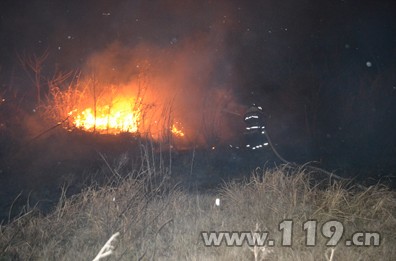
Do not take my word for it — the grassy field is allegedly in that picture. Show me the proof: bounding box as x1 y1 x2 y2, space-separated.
1 152 395 261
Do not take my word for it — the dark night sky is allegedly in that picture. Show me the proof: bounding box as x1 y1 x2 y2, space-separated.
1 0 396 171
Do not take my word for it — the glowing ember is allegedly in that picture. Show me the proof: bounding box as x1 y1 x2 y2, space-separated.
70 97 141 134
171 123 185 137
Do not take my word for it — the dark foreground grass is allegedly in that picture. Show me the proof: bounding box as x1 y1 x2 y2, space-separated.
1 163 395 260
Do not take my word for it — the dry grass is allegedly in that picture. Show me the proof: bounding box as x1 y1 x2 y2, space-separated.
0 161 395 260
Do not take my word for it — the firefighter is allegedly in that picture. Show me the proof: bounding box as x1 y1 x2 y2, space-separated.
244 104 269 150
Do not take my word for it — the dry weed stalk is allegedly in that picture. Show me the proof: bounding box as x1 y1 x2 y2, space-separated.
17 49 49 104
325 247 336 261
92 232 120 261
248 223 273 261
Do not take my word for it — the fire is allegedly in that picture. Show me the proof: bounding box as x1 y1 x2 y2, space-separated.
171 123 185 137
47 77 187 139
65 93 186 138
70 97 141 134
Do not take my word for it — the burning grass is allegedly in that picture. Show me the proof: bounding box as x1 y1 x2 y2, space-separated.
70 95 142 134
41 72 186 140
1 158 395 260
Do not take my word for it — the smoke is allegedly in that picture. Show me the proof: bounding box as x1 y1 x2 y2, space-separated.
77 1 246 146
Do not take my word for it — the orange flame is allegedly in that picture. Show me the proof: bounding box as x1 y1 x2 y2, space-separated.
47 75 187 139
70 97 141 134
66 93 185 138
